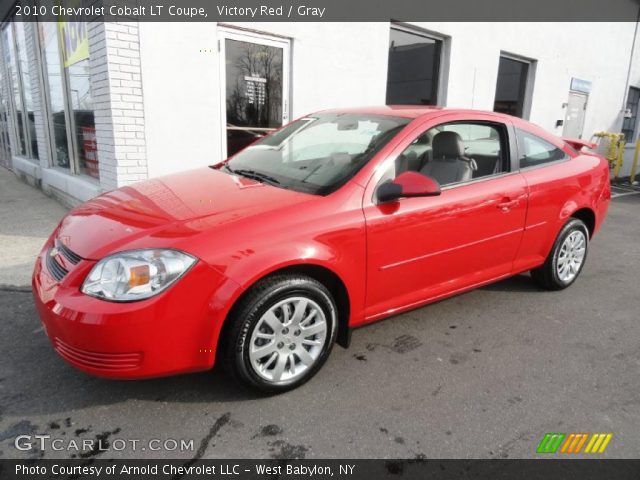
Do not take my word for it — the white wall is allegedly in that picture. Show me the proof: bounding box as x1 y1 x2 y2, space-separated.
622 22 640 178
139 22 222 179
138 22 639 179
425 23 636 136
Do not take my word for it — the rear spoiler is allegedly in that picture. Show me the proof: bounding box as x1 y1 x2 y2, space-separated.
563 137 597 151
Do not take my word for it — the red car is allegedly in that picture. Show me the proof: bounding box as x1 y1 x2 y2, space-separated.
32 107 610 392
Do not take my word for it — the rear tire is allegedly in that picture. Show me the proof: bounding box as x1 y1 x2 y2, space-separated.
222 275 337 393
530 218 589 291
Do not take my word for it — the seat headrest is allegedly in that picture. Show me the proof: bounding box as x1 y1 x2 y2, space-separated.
432 131 465 159
395 150 417 174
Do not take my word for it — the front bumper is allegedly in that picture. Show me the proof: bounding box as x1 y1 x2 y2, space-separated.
32 236 236 379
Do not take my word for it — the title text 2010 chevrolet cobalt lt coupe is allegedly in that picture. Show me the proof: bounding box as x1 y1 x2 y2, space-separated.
33 107 610 392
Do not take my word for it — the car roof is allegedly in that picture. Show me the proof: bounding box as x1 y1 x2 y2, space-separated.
318 105 517 122
315 106 569 151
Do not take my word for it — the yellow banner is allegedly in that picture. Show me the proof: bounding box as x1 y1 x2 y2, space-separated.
58 21 89 68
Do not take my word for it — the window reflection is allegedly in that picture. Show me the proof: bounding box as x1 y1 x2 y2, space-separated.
386 28 442 106
2 24 26 156
68 58 98 179
39 22 70 169
494 56 529 118
14 22 38 159
225 39 283 156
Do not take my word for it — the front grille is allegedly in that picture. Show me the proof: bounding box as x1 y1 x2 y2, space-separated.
45 250 68 281
54 338 143 371
56 241 82 264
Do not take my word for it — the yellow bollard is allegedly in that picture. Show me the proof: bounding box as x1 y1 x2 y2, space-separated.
631 140 640 185
613 137 625 180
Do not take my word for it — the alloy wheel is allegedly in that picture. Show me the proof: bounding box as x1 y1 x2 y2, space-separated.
556 230 587 283
248 296 327 383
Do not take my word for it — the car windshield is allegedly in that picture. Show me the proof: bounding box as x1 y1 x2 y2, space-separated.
221 113 410 195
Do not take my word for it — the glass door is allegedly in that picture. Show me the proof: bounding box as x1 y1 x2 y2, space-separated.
219 29 290 158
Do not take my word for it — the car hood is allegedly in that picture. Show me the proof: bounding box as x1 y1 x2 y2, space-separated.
56 167 313 260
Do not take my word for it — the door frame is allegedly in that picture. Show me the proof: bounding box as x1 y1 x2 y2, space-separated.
217 26 291 160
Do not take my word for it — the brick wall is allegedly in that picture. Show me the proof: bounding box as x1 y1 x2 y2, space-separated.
88 21 147 191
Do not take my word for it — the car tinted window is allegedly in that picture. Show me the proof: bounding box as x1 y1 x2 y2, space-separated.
517 129 566 168
224 113 410 195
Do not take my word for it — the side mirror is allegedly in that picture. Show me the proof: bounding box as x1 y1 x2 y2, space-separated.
376 171 441 203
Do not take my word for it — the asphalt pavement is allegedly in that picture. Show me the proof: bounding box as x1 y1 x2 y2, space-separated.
0 175 639 460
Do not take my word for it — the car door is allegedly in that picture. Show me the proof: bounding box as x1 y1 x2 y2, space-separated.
362 114 528 322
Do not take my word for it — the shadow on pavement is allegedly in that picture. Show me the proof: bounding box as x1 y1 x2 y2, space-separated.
0 290 262 419
480 273 541 293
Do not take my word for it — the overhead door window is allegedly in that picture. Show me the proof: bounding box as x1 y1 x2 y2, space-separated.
386 27 442 105
494 55 531 118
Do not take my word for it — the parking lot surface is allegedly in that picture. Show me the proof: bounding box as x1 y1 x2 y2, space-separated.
0 194 639 460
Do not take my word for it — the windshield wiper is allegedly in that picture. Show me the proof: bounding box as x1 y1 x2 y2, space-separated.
230 168 281 186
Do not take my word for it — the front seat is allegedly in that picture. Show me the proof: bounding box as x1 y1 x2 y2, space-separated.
421 131 476 185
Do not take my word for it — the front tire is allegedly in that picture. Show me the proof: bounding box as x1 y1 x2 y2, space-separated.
531 218 589 290
222 275 338 393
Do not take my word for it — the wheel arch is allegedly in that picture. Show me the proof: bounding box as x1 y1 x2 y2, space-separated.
215 262 352 367
570 207 596 239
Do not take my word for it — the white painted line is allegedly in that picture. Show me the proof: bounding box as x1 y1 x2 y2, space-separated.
611 191 640 198
611 186 636 193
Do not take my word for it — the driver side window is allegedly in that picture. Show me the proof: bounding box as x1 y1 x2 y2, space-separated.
382 121 510 188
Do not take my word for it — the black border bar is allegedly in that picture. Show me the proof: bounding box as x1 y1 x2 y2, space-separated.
2 0 640 22
2 459 640 480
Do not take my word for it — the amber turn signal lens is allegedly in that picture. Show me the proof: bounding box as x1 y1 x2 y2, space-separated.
128 265 150 287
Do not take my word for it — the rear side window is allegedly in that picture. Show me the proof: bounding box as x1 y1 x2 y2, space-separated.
516 129 567 168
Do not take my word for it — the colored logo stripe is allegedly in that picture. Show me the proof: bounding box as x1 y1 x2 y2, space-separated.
537 433 565 453
560 433 589 453
584 433 613 454
537 433 613 454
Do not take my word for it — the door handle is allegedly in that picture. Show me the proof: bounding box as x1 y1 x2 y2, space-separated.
497 197 519 211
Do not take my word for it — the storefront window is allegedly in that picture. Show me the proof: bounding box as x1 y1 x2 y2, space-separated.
68 57 97 178
39 22 70 169
2 23 26 156
14 22 38 159
38 19 98 180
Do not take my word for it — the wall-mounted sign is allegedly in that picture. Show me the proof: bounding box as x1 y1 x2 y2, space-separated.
58 21 89 68
570 77 592 94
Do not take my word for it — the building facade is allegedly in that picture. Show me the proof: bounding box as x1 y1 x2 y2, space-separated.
0 19 639 206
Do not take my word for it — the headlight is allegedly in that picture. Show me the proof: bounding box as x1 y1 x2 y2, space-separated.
81 249 197 302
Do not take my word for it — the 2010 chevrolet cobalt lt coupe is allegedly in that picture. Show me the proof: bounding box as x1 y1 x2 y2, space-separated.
33 107 610 392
